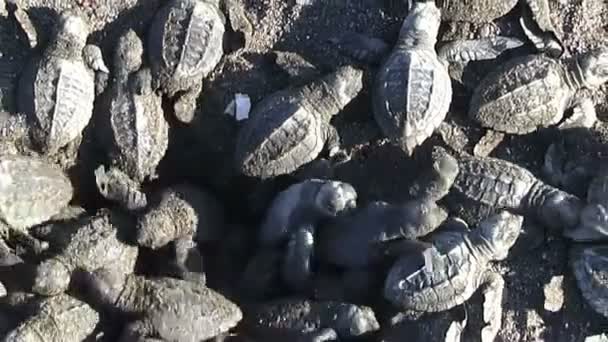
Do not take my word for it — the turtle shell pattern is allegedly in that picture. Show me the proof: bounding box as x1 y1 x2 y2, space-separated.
18 56 95 153
148 0 225 92
571 246 608 318
0 154 73 231
109 85 168 182
452 155 538 210
373 48 451 154
235 91 327 179
384 231 485 312
440 0 518 23
469 54 573 134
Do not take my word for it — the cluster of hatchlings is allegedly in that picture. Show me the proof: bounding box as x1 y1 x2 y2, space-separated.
0 0 606 340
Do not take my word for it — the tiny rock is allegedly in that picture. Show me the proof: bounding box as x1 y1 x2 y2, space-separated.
543 275 565 312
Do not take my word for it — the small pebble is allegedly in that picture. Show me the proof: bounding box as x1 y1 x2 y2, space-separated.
543 275 565 312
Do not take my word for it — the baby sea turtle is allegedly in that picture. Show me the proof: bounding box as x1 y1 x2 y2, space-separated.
147 0 226 124
384 211 523 342
3 294 99 342
234 65 364 179
0 154 73 254
469 47 608 149
443 148 582 231
96 29 168 207
83 269 243 341
259 179 357 247
13 9 108 158
570 245 608 319
242 298 379 341
32 209 138 296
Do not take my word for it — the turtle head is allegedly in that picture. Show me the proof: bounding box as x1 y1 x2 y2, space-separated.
479 211 522 260
57 11 89 45
334 304 380 337
537 191 583 231
399 0 441 46
115 29 143 73
80 268 127 307
32 259 71 296
322 65 364 109
563 203 608 242
577 46 608 89
313 180 357 217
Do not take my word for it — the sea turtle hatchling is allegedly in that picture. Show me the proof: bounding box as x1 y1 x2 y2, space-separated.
3 294 99 342
242 298 379 341
146 0 225 124
570 245 608 320
96 29 169 208
234 66 363 179
337 1 522 156
384 211 523 342
31 209 138 296
82 269 243 342
468 47 608 150
12 8 109 159
438 147 582 231
0 154 73 254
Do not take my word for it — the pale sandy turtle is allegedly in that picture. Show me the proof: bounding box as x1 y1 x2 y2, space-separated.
384 211 523 342
147 0 226 124
0 154 73 254
14 9 108 158
82 269 243 341
3 294 99 342
570 245 608 319
468 47 608 154
96 29 169 209
234 65 363 179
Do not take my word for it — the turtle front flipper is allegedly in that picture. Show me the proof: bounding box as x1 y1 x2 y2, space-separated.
558 97 597 131
8 3 37 49
479 271 504 342
83 44 110 96
334 32 390 65
299 328 338 342
473 130 505 157
438 37 525 64
324 123 351 166
282 224 315 293
173 82 203 124
10 229 48 255
519 0 564 57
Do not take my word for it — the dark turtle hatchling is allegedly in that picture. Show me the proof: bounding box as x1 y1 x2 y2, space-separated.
234 65 364 179
444 148 582 231
0 154 73 254
3 293 99 342
82 269 243 341
384 211 523 342
570 245 608 319
147 0 226 124
259 179 357 246
469 47 608 138
97 29 168 202
242 298 379 341
14 9 108 158
32 209 138 296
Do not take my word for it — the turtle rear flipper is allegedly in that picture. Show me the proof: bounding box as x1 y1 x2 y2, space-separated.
333 32 390 65
438 37 525 64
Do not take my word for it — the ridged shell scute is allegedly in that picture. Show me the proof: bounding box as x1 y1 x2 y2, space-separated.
160 0 225 78
469 55 572 134
235 94 325 178
387 242 473 312
373 49 451 152
33 58 95 152
454 156 536 209
110 91 168 181
0 155 73 231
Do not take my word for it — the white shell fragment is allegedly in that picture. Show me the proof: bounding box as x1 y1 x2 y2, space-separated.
224 93 251 121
